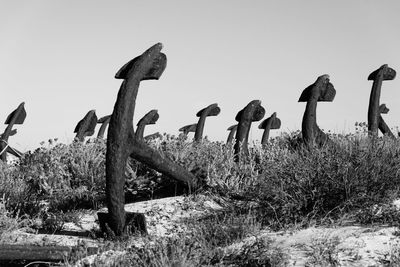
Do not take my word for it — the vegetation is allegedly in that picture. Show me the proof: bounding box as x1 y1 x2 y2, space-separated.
1 125 400 265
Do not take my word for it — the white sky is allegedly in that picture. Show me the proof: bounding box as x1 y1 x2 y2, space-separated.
1 0 400 151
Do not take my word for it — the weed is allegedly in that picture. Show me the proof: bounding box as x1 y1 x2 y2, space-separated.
304 232 341 266
354 202 400 226
0 129 400 266
379 239 400 266
0 196 30 241
69 210 288 267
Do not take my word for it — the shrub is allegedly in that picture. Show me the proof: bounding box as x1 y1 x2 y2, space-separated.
0 160 30 214
1 129 400 237
10 139 107 215
244 133 400 228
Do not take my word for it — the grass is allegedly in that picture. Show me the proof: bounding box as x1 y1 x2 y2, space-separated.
0 196 28 239
380 239 400 266
303 232 342 266
1 127 400 265
68 209 288 267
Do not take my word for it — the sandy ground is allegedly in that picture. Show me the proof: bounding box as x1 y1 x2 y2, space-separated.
2 195 400 266
223 225 400 266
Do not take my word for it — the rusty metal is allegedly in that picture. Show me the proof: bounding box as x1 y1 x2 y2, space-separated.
74 110 97 142
234 100 265 161
179 123 197 136
0 102 26 162
144 132 162 141
105 43 198 236
378 104 395 138
136 109 159 141
298 75 336 146
258 112 281 145
226 124 237 144
367 65 396 137
97 115 111 139
194 103 220 142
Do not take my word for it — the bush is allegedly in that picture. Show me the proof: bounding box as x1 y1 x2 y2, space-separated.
1 130 400 234
3 139 107 216
244 133 400 228
143 132 400 229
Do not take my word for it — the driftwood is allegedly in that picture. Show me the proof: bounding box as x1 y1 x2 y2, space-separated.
0 102 26 162
97 115 111 139
194 103 220 142
136 109 159 141
234 100 265 161
74 110 97 142
367 64 396 137
0 244 98 261
258 112 281 145
105 43 198 236
298 74 336 146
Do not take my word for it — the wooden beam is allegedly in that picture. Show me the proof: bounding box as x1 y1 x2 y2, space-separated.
0 244 98 261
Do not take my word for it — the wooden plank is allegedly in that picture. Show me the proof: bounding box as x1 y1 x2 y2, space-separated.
0 244 98 261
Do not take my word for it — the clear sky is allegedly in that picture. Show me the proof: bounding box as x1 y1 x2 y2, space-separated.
1 0 400 151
